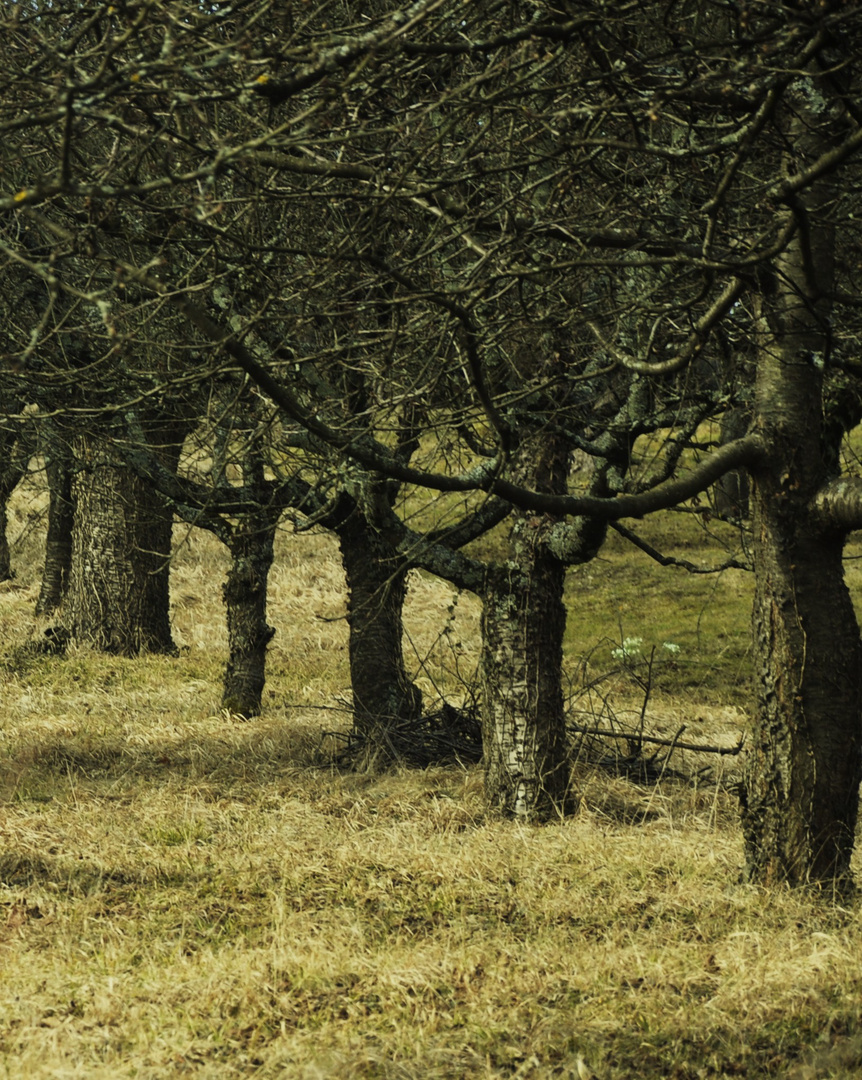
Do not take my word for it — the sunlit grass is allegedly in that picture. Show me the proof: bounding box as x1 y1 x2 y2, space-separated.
4 728 862 1078
4 470 862 1077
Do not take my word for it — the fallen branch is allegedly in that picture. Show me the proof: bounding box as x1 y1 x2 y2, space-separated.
568 720 744 756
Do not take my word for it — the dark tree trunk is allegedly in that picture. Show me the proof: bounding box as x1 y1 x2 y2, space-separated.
479 433 574 821
741 84 862 886
65 430 179 655
742 341 862 884
743 500 862 884
714 407 751 521
337 502 422 763
0 420 34 582
36 428 74 615
221 513 278 717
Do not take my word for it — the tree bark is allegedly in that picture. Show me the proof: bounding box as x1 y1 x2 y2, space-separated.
336 501 422 764
221 513 278 717
65 429 179 655
741 81 862 886
481 547 572 821
36 426 74 615
480 432 575 821
714 407 751 521
743 510 862 885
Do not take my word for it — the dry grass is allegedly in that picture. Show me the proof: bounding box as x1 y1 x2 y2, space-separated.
4 485 862 1078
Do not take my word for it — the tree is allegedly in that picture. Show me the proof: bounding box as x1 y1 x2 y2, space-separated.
738 66 862 885
0 414 33 583
121 398 293 715
4 0 862 880
35 419 75 615
230 0 862 871
64 414 184 655
328 489 425 760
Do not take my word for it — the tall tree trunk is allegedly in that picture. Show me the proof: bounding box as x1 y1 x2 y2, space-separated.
480 433 574 821
65 428 179 655
36 426 74 615
337 502 422 764
741 82 862 885
221 475 279 716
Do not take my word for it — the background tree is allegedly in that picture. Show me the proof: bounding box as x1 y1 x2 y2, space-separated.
0 407 34 583
34 419 75 616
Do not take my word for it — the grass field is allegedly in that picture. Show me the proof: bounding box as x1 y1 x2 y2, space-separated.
4 477 862 1078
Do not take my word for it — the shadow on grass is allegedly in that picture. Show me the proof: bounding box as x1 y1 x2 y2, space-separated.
0 718 333 794
0 851 141 891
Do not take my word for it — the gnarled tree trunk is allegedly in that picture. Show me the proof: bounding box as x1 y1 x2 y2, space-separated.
65 428 180 655
480 432 574 821
743 496 862 885
337 501 422 764
481 545 572 821
221 510 279 718
741 84 862 886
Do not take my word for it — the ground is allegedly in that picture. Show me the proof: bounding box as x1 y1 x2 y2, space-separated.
3 472 862 1078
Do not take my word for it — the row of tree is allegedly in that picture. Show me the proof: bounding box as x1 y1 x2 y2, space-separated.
3 0 862 886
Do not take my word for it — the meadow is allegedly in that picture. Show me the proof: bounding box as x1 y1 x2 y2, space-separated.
4 476 862 1079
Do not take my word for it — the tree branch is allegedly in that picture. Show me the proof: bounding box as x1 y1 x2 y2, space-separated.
18 209 768 523
810 476 862 533
610 520 752 573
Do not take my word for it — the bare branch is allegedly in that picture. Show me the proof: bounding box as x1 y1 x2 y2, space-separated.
610 521 752 574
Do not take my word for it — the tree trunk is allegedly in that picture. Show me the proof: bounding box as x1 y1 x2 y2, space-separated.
65 431 178 655
743 510 862 885
0 494 11 583
36 428 74 615
337 503 422 764
741 82 862 886
221 514 277 717
479 433 574 821
0 420 34 583
714 407 751 521
480 548 572 821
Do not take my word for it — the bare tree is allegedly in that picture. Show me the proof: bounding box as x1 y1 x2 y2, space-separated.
4 0 862 880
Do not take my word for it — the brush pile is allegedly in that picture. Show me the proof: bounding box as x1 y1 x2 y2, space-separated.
325 702 483 768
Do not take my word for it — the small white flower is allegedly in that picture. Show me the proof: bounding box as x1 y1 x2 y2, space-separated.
611 637 643 662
